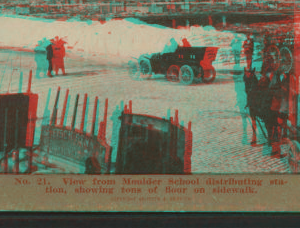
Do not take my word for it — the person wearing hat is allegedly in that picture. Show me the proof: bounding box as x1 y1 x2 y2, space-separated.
181 36 191 47
261 31 272 75
162 38 178 54
231 33 243 66
46 39 54 77
34 40 48 78
243 33 254 69
52 36 66 76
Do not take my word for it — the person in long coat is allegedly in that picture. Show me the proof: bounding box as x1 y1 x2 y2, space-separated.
46 40 54 77
52 37 66 75
231 34 242 65
267 71 288 157
34 41 48 78
181 37 191 47
243 34 254 69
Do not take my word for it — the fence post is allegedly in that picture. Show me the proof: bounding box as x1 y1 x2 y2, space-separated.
60 89 69 127
129 100 132 114
19 71 23 93
123 104 126 114
184 121 193 174
103 98 108 139
71 94 80 130
27 69 32 94
50 87 61 126
175 109 179 126
80 93 88 132
91 96 98 135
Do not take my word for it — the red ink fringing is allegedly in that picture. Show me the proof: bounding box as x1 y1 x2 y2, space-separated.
71 94 79 130
27 69 32 94
80 93 88 133
175 109 179 126
60 89 69 127
25 93 38 147
184 121 193 174
129 100 132 114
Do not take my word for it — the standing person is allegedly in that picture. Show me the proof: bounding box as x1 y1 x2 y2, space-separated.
277 72 289 139
46 39 54 77
34 40 48 78
162 38 178 54
52 36 66 76
243 33 254 69
267 71 287 158
181 37 191 47
256 72 274 144
261 31 272 75
243 67 259 145
231 34 242 66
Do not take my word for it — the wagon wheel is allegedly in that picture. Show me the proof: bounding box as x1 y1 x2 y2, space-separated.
179 65 194 85
193 66 204 84
265 44 280 72
128 60 141 81
139 58 152 79
128 58 151 81
280 46 293 73
166 65 180 82
202 67 216 83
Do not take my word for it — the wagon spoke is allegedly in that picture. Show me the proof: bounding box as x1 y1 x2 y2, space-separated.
166 65 180 82
179 65 194 85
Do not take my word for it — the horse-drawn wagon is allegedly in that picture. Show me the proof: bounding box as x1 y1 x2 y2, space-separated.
128 46 219 85
257 28 300 173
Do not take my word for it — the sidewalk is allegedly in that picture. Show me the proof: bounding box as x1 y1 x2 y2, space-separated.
190 68 291 173
191 108 291 173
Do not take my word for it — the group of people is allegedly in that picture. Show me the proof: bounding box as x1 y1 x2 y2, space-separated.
243 33 254 69
161 36 192 54
45 36 66 77
242 32 290 157
233 32 275 72
231 33 254 68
